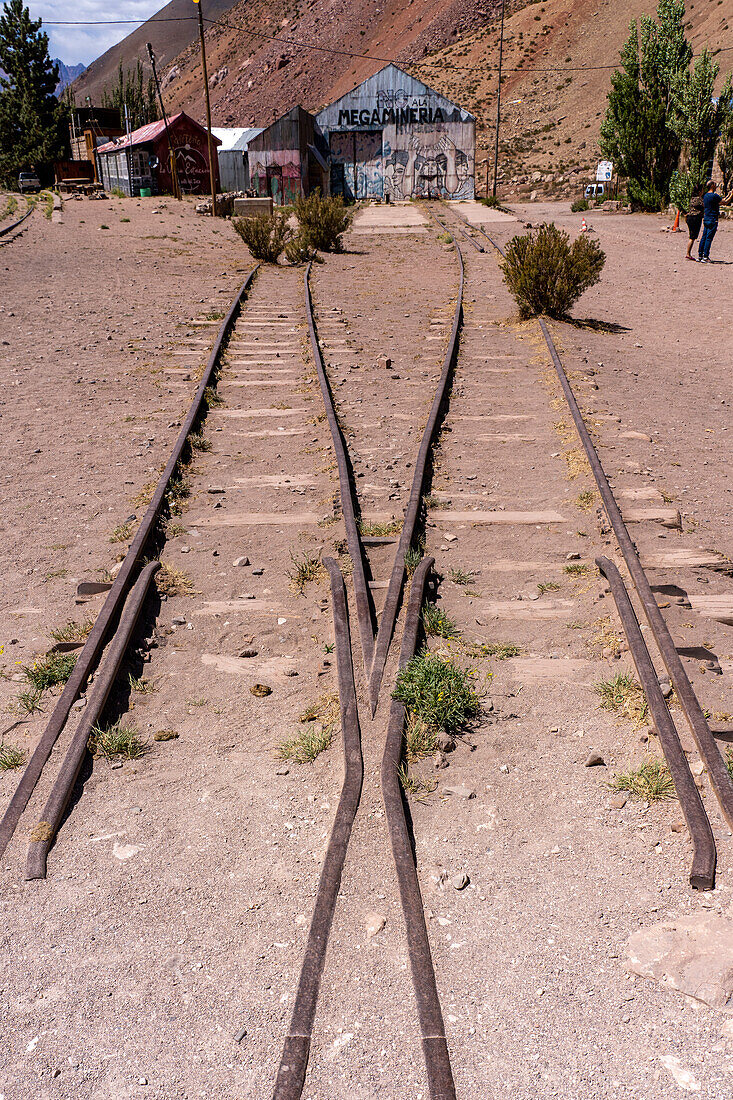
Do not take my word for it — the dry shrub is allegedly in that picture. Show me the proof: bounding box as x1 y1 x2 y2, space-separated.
501 223 605 319
285 231 321 265
232 211 291 262
294 192 352 252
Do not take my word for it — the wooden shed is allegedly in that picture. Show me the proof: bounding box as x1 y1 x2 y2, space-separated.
246 106 330 205
96 111 219 197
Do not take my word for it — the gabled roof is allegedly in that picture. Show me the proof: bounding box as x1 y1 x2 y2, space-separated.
317 64 475 123
97 111 220 154
211 127 264 151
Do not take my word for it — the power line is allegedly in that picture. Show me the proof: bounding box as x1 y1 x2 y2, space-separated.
42 15 733 76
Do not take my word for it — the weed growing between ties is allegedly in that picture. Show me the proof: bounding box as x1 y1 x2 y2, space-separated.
422 604 459 639
49 619 94 644
404 713 438 762
232 211 292 262
189 431 212 452
0 743 25 770
461 640 521 660
15 687 43 715
501 223 605 320
610 759 675 802
277 693 340 764
727 747 733 781
398 764 437 799
357 517 403 537
294 192 353 253
156 564 195 598
23 652 77 691
393 652 482 735
563 562 596 577
285 232 321 265
537 580 561 595
575 489 597 511
450 567 476 586
129 674 156 695
590 616 624 658
110 520 135 543
203 385 224 409
287 550 326 594
405 544 424 578
89 721 149 761
595 672 649 725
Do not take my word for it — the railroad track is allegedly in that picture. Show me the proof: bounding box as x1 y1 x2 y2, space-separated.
3 200 732 1097
0 201 34 241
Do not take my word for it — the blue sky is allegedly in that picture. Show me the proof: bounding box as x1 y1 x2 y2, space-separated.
29 2 162 66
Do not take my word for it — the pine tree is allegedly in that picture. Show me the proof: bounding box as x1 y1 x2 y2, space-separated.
719 113 733 195
600 0 690 209
0 0 65 186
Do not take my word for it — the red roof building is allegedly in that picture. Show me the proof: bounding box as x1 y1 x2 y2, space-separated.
96 111 220 197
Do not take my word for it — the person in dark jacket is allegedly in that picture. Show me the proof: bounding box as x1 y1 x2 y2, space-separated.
698 179 733 262
685 184 704 260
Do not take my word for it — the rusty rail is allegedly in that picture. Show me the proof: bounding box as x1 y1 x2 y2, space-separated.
26 561 161 880
0 269 258 861
381 555 458 1099
597 557 716 890
271 557 363 1099
539 318 733 833
0 203 34 239
367 227 464 712
304 265 374 677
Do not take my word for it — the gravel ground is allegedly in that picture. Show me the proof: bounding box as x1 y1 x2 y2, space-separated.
0 198 731 1099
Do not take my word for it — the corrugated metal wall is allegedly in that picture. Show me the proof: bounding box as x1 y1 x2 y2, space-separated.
318 64 475 201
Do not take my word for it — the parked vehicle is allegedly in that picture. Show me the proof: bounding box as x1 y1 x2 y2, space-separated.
18 172 41 193
584 182 607 201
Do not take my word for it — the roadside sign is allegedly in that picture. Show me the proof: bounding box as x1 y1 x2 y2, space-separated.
596 160 613 181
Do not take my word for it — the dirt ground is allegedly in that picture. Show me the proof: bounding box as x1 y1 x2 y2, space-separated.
0 195 732 1099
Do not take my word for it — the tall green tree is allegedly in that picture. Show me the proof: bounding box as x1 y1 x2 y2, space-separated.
600 0 690 209
670 49 733 210
101 62 158 131
718 112 733 194
0 0 65 186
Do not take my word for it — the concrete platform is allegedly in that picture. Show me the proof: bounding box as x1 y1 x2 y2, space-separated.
351 203 428 233
447 199 518 225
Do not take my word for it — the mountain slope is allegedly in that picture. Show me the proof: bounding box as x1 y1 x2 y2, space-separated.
54 60 85 95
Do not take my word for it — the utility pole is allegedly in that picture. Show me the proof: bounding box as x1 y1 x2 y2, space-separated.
147 41 181 200
492 0 506 199
194 0 218 216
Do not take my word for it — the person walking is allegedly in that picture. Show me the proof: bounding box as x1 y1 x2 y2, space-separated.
685 184 704 260
698 179 733 262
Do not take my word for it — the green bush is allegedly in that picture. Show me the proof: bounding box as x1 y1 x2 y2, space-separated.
570 198 589 212
294 192 352 252
480 194 502 209
501 222 605 320
392 651 481 734
232 211 292 262
284 230 321 265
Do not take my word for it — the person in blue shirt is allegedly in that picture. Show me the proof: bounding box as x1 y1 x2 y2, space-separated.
698 179 733 262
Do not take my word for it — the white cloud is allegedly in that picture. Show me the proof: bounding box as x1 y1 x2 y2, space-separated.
29 1 163 66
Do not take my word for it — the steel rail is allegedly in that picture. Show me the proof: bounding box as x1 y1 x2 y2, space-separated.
381 554 457 1099
442 203 507 258
539 318 733 832
367 227 464 712
25 561 161 880
0 203 34 239
0 269 258 861
597 556 716 890
272 557 363 1099
304 263 374 676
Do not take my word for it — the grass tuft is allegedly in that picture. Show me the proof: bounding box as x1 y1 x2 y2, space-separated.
129 674 156 695
462 640 521 660
590 616 623 658
563 562 595 577
0 743 25 770
450 567 476 586
110 520 135 543
393 651 481 734
89 721 148 761
537 580 561 595
23 652 77 691
575 489 596 512
422 604 459 638
156 564 195 597
727 747 733 781
405 544 424 578
49 619 94 644
357 517 402 537
398 764 438 798
595 672 648 725
287 550 325 594
189 431 212 452
609 758 675 802
276 724 333 764
15 687 44 715
404 713 438 762
203 386 223 409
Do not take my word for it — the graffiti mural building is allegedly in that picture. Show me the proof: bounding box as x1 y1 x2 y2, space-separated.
317 64 475 201
247 106 330 205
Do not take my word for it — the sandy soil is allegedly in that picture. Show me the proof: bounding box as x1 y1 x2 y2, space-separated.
0 198 732 1099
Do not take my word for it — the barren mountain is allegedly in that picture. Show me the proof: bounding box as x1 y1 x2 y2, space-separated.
73 0 733 191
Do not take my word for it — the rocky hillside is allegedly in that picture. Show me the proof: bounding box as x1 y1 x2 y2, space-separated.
73 0 733 193
54 60 85 95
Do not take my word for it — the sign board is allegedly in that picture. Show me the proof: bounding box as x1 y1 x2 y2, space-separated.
596 160 613 181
